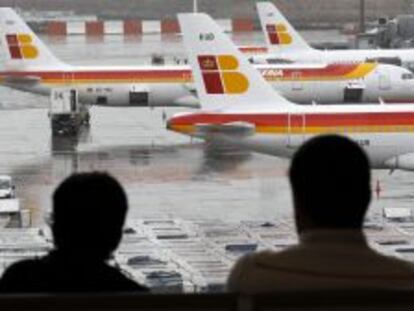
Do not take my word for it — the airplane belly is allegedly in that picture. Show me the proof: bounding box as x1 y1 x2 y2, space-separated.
149 84 196 107
213 131 414 170
4 82 48 96
362 132 414 168
77 85 133 106
273 81 343 104
209 133 295 158
76 83 196 108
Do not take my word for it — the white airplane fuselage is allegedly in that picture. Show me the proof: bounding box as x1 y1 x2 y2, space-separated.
0 65 198 108
254 2 414 71
168 103 414 171
2 62 414 107
254 48 414 71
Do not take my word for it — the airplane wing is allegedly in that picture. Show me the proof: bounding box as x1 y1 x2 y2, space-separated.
172 95 200 108
195 122 255 137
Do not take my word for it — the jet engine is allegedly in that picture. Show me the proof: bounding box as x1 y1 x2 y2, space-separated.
385 153 414 171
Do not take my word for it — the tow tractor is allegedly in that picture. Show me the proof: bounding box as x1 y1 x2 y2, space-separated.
49 88 90 136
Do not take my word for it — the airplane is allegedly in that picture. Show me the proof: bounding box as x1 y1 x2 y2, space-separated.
252 1 414 71
2 8 414 109
167 13 414 172
253 63 414 104
0 8 198 108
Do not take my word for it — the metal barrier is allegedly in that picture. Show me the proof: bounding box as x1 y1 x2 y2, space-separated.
1 290 414 311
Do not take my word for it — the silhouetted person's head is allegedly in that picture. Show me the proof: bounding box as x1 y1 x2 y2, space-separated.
289 135 371 234
52 172 127 260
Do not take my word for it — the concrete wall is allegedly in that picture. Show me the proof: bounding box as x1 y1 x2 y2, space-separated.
3 0 414 27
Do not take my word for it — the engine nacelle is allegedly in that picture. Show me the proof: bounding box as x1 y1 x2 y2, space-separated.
384 153 414 171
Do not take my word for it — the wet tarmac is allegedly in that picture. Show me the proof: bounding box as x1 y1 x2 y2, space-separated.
0 31 413 291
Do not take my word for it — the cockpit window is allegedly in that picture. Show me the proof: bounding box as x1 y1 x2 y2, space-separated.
402 73 414 80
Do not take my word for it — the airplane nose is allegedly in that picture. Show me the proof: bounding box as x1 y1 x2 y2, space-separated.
166 113 194 135
166 118 173 131
166 116 178 133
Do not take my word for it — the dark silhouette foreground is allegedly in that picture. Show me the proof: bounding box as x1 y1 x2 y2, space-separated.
228 135 414 292
0 172 147 293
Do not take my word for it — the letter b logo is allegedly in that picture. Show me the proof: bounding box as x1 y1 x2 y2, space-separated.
266 23 292 45
6 33 39 59
198 55 249 95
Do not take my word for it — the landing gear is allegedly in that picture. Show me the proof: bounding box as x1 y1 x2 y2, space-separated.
80 105 91 127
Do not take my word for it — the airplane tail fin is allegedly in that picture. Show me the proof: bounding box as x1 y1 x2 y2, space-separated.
177 13 294 112
256 2 312 53
0 8 68 70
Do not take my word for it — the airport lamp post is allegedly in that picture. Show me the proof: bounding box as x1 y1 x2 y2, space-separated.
359 0 365 33
193 0 198 13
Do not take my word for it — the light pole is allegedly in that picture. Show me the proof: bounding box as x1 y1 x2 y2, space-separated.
359 0 365 33
193 0 198 13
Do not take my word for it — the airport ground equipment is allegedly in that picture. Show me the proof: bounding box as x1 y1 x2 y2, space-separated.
356 15 414 49
49 88 90 136
0 175 22 228
0 175 15 199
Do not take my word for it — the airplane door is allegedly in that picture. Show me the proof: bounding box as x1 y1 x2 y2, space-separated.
63 72 74 86
291 72 303 91
287 113 306 148
129 85 149 106
344 83 365 103
379 74 391 90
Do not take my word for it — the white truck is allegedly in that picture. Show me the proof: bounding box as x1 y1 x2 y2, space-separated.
0 175 15 199
0 175 20 226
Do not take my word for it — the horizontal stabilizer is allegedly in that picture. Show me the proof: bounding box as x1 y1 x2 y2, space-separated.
172 95 200 108
3 75 40 85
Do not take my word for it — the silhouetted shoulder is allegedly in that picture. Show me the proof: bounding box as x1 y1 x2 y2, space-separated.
0 256 148 293
100 264 149 292
0 258 46 292
227 253 254 292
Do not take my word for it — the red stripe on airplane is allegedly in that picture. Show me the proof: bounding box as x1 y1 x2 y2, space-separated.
169 112 414 127
0 63 368 82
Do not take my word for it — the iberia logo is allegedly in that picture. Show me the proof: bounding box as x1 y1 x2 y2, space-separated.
197 55 249 94
266 23 292 45
6 33 39 59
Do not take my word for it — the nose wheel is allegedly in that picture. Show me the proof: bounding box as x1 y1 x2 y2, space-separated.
375 179 382 200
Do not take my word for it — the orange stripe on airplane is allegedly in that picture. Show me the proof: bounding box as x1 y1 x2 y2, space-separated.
261 63 377 81
169 112 414 128
0 63 377 84
0 70 193 82
169 124 414 135
238 46 269 54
